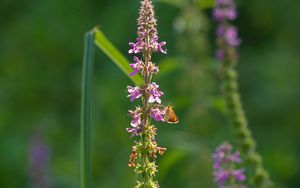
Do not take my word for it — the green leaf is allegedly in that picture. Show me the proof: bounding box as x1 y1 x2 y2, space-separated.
80 27 143 188
81 31 94 188
93 28 143 86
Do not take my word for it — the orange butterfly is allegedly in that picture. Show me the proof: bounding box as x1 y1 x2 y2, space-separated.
164 105 179 124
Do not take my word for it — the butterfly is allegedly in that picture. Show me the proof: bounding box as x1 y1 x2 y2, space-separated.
164 105 179 124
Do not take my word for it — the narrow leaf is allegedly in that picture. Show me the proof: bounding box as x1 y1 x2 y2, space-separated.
93 28 143 86
80 31 94 188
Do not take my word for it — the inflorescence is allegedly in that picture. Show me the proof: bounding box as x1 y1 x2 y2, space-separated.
213 0 272 187
126 0 178 187
213 0 241 63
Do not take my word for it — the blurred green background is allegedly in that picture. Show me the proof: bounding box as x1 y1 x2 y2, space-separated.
0 0 299 187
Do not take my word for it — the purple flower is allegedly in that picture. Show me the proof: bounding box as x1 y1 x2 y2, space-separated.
233 169 246 182
148 82 164 104
129 38 144 54
213 8 225 22
129 109 142 127
150 108 165 122
213 143 242 169
147 62 159 75
130 56 144 76
127 107 143 136
213 8 237 22
213 0 237 21
225 26 241 47
214 169 230 186
214 169 246 186
228 151 242 163
153 35 167 54
213 0 240 62
126 127 141 136
127 86 142 102
213 142 247 188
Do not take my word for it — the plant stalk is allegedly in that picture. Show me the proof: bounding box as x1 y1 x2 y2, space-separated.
222 61 271 188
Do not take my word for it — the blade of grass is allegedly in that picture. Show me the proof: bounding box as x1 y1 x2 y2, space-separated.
80 28 143 188
93 27 143 86
80 31 95 188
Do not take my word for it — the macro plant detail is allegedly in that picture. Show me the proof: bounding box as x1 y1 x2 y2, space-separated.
213 0 272 187
213 142 247 188
1 0 298 186
126 0 178 187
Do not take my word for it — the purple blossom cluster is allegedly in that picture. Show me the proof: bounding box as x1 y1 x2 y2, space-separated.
126 82 165 136
129 36 167 55
213 0 240 62
126 107 143 136
213 0 237 21
213 142 247 188
128 0 166 56
126 0 167 137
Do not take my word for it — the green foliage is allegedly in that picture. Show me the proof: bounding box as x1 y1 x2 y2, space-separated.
0 0 300 187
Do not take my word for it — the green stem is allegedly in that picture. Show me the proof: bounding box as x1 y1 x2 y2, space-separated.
139 32 154 188
80 31 95 188
222 61 272 188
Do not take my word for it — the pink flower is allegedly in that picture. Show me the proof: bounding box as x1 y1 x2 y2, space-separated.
127 107 143 136
153 35 167 54
232 169 246 182
213 0 237 21
127 86 142 102
213 142 247 188
214 169 230 186
128 107 142 127
228 151 241 163
225 26 241 47
129 56 144 76
148 82 164 104
213 0 240 63
150 108 165 122
147 62 159 75
128 38 144 54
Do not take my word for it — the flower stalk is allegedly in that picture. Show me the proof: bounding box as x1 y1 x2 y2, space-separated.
213 0 272 187
126 0 176 187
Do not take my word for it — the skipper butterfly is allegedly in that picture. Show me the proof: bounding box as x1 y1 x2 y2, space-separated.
164 105 179 124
